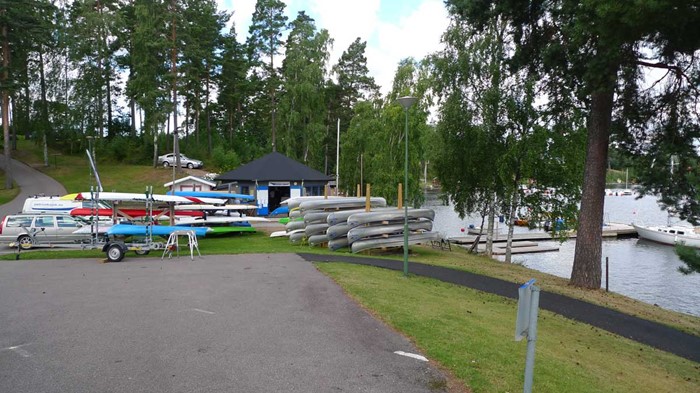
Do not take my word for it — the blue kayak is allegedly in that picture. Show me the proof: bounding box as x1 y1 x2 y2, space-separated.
170 191 254 201
107 224 209 237
269 205 289 216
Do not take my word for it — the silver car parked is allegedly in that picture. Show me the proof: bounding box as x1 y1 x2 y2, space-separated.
0 214 90 249
157 153 203 169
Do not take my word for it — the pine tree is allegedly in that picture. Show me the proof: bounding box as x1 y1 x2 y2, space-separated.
246 0 287 153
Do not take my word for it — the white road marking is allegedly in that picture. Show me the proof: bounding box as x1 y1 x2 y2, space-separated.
2 344 32 358
191 308 215 315
394 351 428 362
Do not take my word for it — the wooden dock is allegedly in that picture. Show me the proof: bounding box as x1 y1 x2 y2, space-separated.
451 222 637 245
472 241 560 255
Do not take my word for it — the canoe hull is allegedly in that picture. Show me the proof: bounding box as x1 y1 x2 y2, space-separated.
351 232 439 253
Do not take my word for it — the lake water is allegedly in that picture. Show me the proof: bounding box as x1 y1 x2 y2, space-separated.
423 192 700 317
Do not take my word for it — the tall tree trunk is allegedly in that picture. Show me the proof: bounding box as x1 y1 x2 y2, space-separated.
130 99 136 136
485 197 495 257
153 131 158 168
270 31 276 152
21 65 30 141
170 0 180 171
206 71 211 155
228 110 233 144
2 22 12 189
571 85 614 288
10 91 18 149
97 53 104 138
39 49 50 166
504 186 519 264
104 36 113 138
195 92 200 144
105 69 113 138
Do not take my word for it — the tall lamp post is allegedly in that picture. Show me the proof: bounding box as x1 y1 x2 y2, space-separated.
396 96 417 277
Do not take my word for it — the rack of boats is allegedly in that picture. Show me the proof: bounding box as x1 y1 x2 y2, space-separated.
271 196 439 253
13 190 267 261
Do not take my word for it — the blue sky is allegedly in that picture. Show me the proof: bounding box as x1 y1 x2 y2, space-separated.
216 0 449 94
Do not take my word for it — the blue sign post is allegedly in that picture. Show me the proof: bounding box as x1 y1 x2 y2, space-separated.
515 279 541 393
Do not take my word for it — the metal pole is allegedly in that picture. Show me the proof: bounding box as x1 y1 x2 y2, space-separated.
403 106 409 277
523 285 540 393
336 118 340 193
395 96 417 277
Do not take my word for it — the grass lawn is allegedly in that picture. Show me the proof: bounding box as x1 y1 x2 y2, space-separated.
317 263 699 393
11 138 176 194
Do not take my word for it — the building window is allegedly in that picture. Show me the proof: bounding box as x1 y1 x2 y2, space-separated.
305 186 324 196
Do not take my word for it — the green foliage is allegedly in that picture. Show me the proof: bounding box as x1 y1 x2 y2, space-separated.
446 0 700 288
246 0 288 151
331 38 380 131
210 146 240 173
431 12 584 230
127 0 170 138
675 244 700 275
339 60 429 206
278 11 332 170
99 135 151 165
218 24 250 149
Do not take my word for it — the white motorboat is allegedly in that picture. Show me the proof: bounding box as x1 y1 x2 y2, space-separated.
632 224 700 248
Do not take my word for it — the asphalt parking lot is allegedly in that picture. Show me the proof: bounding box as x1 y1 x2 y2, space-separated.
0 254 447 393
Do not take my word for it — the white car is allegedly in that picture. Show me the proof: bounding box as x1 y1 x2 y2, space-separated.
0 214 91 249
157 153 203 169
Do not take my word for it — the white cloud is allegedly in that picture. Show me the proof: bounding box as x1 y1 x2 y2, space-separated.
302 0 382 70
368 0 448 93
216 0 449 95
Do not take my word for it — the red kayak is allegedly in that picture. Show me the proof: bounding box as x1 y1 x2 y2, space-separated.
70 208 204 218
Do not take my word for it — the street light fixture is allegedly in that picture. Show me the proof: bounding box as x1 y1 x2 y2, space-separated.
396 96 417 277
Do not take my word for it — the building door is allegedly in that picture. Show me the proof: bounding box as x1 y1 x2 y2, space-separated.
268 186 290 214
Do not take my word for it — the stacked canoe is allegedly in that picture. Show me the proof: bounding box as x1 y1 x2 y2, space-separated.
286 197 388 244
274 196 440 253
344 208 438 253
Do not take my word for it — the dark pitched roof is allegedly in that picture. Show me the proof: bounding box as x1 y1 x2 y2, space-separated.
216 152 332 182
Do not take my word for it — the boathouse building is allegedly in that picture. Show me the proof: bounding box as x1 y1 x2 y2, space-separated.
215 152 333 215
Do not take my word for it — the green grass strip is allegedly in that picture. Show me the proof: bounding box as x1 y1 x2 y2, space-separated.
317 262 699 393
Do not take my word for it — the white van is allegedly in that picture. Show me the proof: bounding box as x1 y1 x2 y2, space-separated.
22 195 105 214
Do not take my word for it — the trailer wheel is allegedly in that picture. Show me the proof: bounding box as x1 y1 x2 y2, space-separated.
134 249 150 255
107 244 125 262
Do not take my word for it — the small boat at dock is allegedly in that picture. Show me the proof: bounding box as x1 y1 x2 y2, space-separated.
632 223 700 248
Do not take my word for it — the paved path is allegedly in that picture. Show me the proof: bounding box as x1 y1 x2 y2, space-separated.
0 254 448 393
299 253 700 363
0 154 66 217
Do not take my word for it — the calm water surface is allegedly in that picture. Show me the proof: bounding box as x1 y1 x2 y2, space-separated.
424 192 700 317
